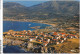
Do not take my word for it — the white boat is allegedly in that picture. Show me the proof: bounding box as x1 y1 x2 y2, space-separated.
29 24 31 26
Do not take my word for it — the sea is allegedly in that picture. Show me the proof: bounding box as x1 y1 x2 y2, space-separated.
3 45 33 53
3 21 50 32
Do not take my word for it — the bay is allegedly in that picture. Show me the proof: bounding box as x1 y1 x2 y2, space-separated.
3 45 33 53
3 21 50 32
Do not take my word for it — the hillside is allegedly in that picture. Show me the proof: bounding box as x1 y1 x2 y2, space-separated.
3 1 79 20
3 2 30 20
49 39 79 53
30 1 79 14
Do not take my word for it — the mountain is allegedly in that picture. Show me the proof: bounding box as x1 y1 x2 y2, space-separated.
3 1 79 20
31 1 79 14
3 2 30 19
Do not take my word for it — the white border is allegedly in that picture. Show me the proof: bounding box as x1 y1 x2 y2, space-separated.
1 0 80 54
1 0 3 54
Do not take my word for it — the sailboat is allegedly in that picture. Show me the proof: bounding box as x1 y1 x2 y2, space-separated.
29 24 31 26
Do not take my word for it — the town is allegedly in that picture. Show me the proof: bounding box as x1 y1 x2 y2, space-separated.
3 29 79 53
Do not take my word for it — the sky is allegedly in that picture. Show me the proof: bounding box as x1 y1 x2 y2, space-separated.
3 0 80 7
4 1 47 7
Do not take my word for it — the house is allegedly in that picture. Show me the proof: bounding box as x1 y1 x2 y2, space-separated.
39 40 42 42
61 40 64 43
13 35 26 38
61 33 65 36
36 36 38 38
30 39 33 41
53 39 57 42
43 42 48 46
70 36 73 39
30 38 35 41
47 39 50 43
40 32 44 35
53 32 57 36
64 37 67 40
75 36 78 38
58 36 61 39
7 32 10 35
44 35 47 37
56 37 59 39
56 42 59 44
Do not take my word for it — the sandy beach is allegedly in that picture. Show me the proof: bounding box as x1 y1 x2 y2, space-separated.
3 19 57 27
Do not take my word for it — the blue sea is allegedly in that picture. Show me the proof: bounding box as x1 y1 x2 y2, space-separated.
3 45 33 53
3 21 50 32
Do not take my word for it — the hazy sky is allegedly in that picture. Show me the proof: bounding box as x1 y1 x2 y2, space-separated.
4 1 47 7
3 0 80 7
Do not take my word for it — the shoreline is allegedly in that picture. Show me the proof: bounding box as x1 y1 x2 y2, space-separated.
3 19 57 27
3 19 53 32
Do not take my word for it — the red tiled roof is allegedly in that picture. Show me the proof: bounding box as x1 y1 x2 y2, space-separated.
53 39 57 40
72 35 75 36
61 33 65 35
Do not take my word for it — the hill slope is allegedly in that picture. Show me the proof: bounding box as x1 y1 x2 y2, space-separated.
3 1 79 20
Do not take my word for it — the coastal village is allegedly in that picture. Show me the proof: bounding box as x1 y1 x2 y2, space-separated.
3 29 79 53
3 13 79 53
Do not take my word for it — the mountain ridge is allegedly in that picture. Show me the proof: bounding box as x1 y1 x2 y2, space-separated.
3 1 79 20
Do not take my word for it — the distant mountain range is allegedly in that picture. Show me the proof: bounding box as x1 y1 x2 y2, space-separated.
3 1 79 20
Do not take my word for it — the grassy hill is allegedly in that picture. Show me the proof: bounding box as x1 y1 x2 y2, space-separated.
49 39 79 53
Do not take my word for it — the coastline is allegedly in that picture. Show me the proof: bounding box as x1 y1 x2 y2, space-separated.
3 19 52 32
3 19 57 27
3 20 79 53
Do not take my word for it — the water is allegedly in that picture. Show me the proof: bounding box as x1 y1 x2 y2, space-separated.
3 21 50 32
3 45 33 53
